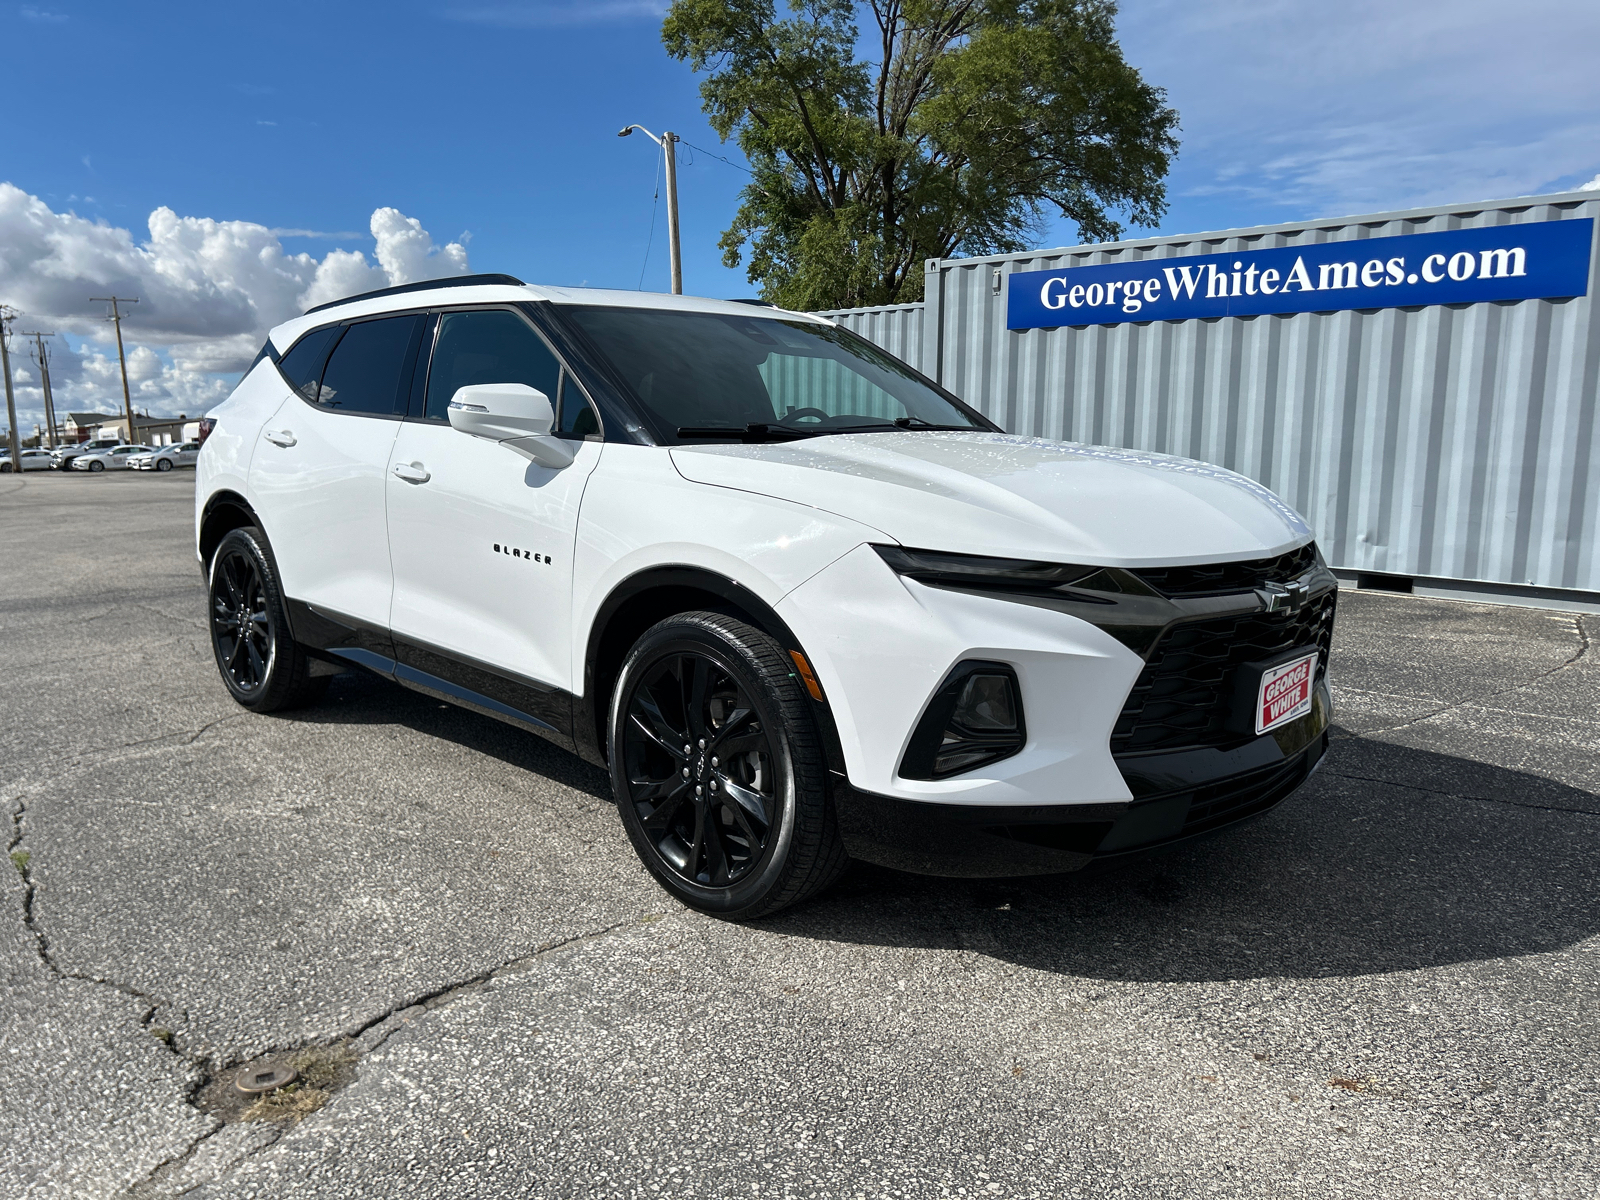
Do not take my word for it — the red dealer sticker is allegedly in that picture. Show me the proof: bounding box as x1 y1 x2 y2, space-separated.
1256 652 1318 735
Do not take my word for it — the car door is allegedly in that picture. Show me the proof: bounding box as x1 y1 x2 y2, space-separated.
248 313 426 635
384 306 603 725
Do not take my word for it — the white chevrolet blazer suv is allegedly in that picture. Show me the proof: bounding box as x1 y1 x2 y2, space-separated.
196 273 1336 918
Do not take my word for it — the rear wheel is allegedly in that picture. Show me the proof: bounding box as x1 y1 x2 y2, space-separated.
609 612 847 920
208 527 328 712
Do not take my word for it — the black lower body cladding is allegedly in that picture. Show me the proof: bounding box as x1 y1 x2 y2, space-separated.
834 682 1332 878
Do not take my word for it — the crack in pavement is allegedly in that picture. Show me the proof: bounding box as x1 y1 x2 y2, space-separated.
0 712 254 802
1353 612 1591 737
1321 769 1600 817
119 916 647 1197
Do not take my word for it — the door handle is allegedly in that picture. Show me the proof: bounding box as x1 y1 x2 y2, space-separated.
393 461 430 484
264 429 296 447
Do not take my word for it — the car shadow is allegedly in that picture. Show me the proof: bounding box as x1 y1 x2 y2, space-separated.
276 677 1600 983
280 668 614 803
766 728 1600 983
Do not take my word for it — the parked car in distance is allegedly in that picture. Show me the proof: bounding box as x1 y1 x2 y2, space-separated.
72 444 154 472
129 442 201 471
0 448 56 472
53 437 124 469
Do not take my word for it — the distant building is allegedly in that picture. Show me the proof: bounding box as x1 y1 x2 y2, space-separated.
64 412 121 442
88 413 197 445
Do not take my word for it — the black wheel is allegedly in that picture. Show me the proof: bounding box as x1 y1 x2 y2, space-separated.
208 527 328 712
156 458 173 472
609 611 847 919
89 460 104 472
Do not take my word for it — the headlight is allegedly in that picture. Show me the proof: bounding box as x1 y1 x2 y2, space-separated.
874 544 1099 592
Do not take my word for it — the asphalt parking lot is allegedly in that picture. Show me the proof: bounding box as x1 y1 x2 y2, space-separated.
2 469 1596 1199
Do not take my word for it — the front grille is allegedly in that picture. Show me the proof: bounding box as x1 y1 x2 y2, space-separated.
1180 753 1311 836
1110 590 1336 755
1132 543 1319 598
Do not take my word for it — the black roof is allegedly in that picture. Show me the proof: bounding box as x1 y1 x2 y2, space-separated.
302 273 527 316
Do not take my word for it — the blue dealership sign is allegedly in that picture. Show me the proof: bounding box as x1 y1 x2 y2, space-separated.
1006 218 1594 330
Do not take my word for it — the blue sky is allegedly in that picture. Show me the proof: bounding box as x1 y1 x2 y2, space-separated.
2 0 1598 427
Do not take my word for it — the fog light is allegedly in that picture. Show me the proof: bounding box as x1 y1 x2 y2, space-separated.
899 661 1026 780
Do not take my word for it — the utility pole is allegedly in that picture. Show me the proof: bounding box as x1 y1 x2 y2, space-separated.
21 331 58 449
89 296 139 444
1 305 20 473
618 125 682 294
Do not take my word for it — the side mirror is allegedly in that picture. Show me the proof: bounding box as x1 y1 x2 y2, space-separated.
447 384 577 469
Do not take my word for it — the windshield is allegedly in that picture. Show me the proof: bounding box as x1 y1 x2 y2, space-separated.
559 307 991 443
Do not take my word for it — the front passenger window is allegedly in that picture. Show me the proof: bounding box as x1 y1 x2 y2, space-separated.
425 310 561 422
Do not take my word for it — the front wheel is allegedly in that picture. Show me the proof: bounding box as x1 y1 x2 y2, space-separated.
88 460 104 472
208 527 328 712
156 458 173 471
609 611 847 920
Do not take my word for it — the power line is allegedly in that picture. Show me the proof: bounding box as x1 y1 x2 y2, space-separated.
638 145 662 291
677 138 753 175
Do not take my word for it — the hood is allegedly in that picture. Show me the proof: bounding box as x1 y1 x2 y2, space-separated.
670 432 1313 567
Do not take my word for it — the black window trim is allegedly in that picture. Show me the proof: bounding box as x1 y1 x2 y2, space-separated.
408 302 604 440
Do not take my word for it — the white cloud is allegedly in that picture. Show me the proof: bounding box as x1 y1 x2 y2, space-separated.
0 185 470 432
1579 173 1600 192
1116 0 1600 221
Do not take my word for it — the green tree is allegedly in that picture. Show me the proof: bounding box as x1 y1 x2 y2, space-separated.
662 0 1179 311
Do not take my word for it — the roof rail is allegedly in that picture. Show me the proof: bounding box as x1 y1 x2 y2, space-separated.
302 273 527 316
728 298 776 307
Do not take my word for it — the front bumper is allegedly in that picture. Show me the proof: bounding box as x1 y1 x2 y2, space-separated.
834 681 1331 877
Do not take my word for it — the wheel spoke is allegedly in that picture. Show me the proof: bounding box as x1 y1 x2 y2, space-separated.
701 814 732 884
711 730 764 759
685 656 710 739
640 789 689 830
717 774 770 831
684 800 707 881
217 557 244 607
707 707 755 750
630 709 686 760
245 638 266 686
722 795 763 852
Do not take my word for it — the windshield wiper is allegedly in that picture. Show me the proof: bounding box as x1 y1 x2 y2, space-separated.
676 423 819 443
820 417 981 434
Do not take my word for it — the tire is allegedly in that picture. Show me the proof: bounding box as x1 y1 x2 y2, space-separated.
609 611 847 920
0 463 10 473
156 458 173 471
207 526 329 713
89 460 104 472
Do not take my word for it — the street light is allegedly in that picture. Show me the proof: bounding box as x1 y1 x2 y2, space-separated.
619 124 682 295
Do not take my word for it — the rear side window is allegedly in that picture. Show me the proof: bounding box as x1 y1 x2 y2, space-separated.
314 316 423 415
277 326 342 402
424 309 560 422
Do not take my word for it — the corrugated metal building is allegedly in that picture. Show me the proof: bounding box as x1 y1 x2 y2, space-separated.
819 189 1600 611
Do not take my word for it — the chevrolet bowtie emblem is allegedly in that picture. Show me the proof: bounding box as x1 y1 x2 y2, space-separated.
1256 579 1309 613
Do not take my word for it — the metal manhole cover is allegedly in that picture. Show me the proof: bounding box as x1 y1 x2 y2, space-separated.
235 1064 298 1094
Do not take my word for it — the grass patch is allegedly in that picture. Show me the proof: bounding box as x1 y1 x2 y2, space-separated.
10 849 29 875
241 1044 360 1124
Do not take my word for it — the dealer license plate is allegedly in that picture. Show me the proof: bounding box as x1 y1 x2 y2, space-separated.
1255 652 1318 735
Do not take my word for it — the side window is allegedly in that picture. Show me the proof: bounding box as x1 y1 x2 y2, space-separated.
424 309 560 423
557 369 600 438
314 315 423 416
277 325 342 402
